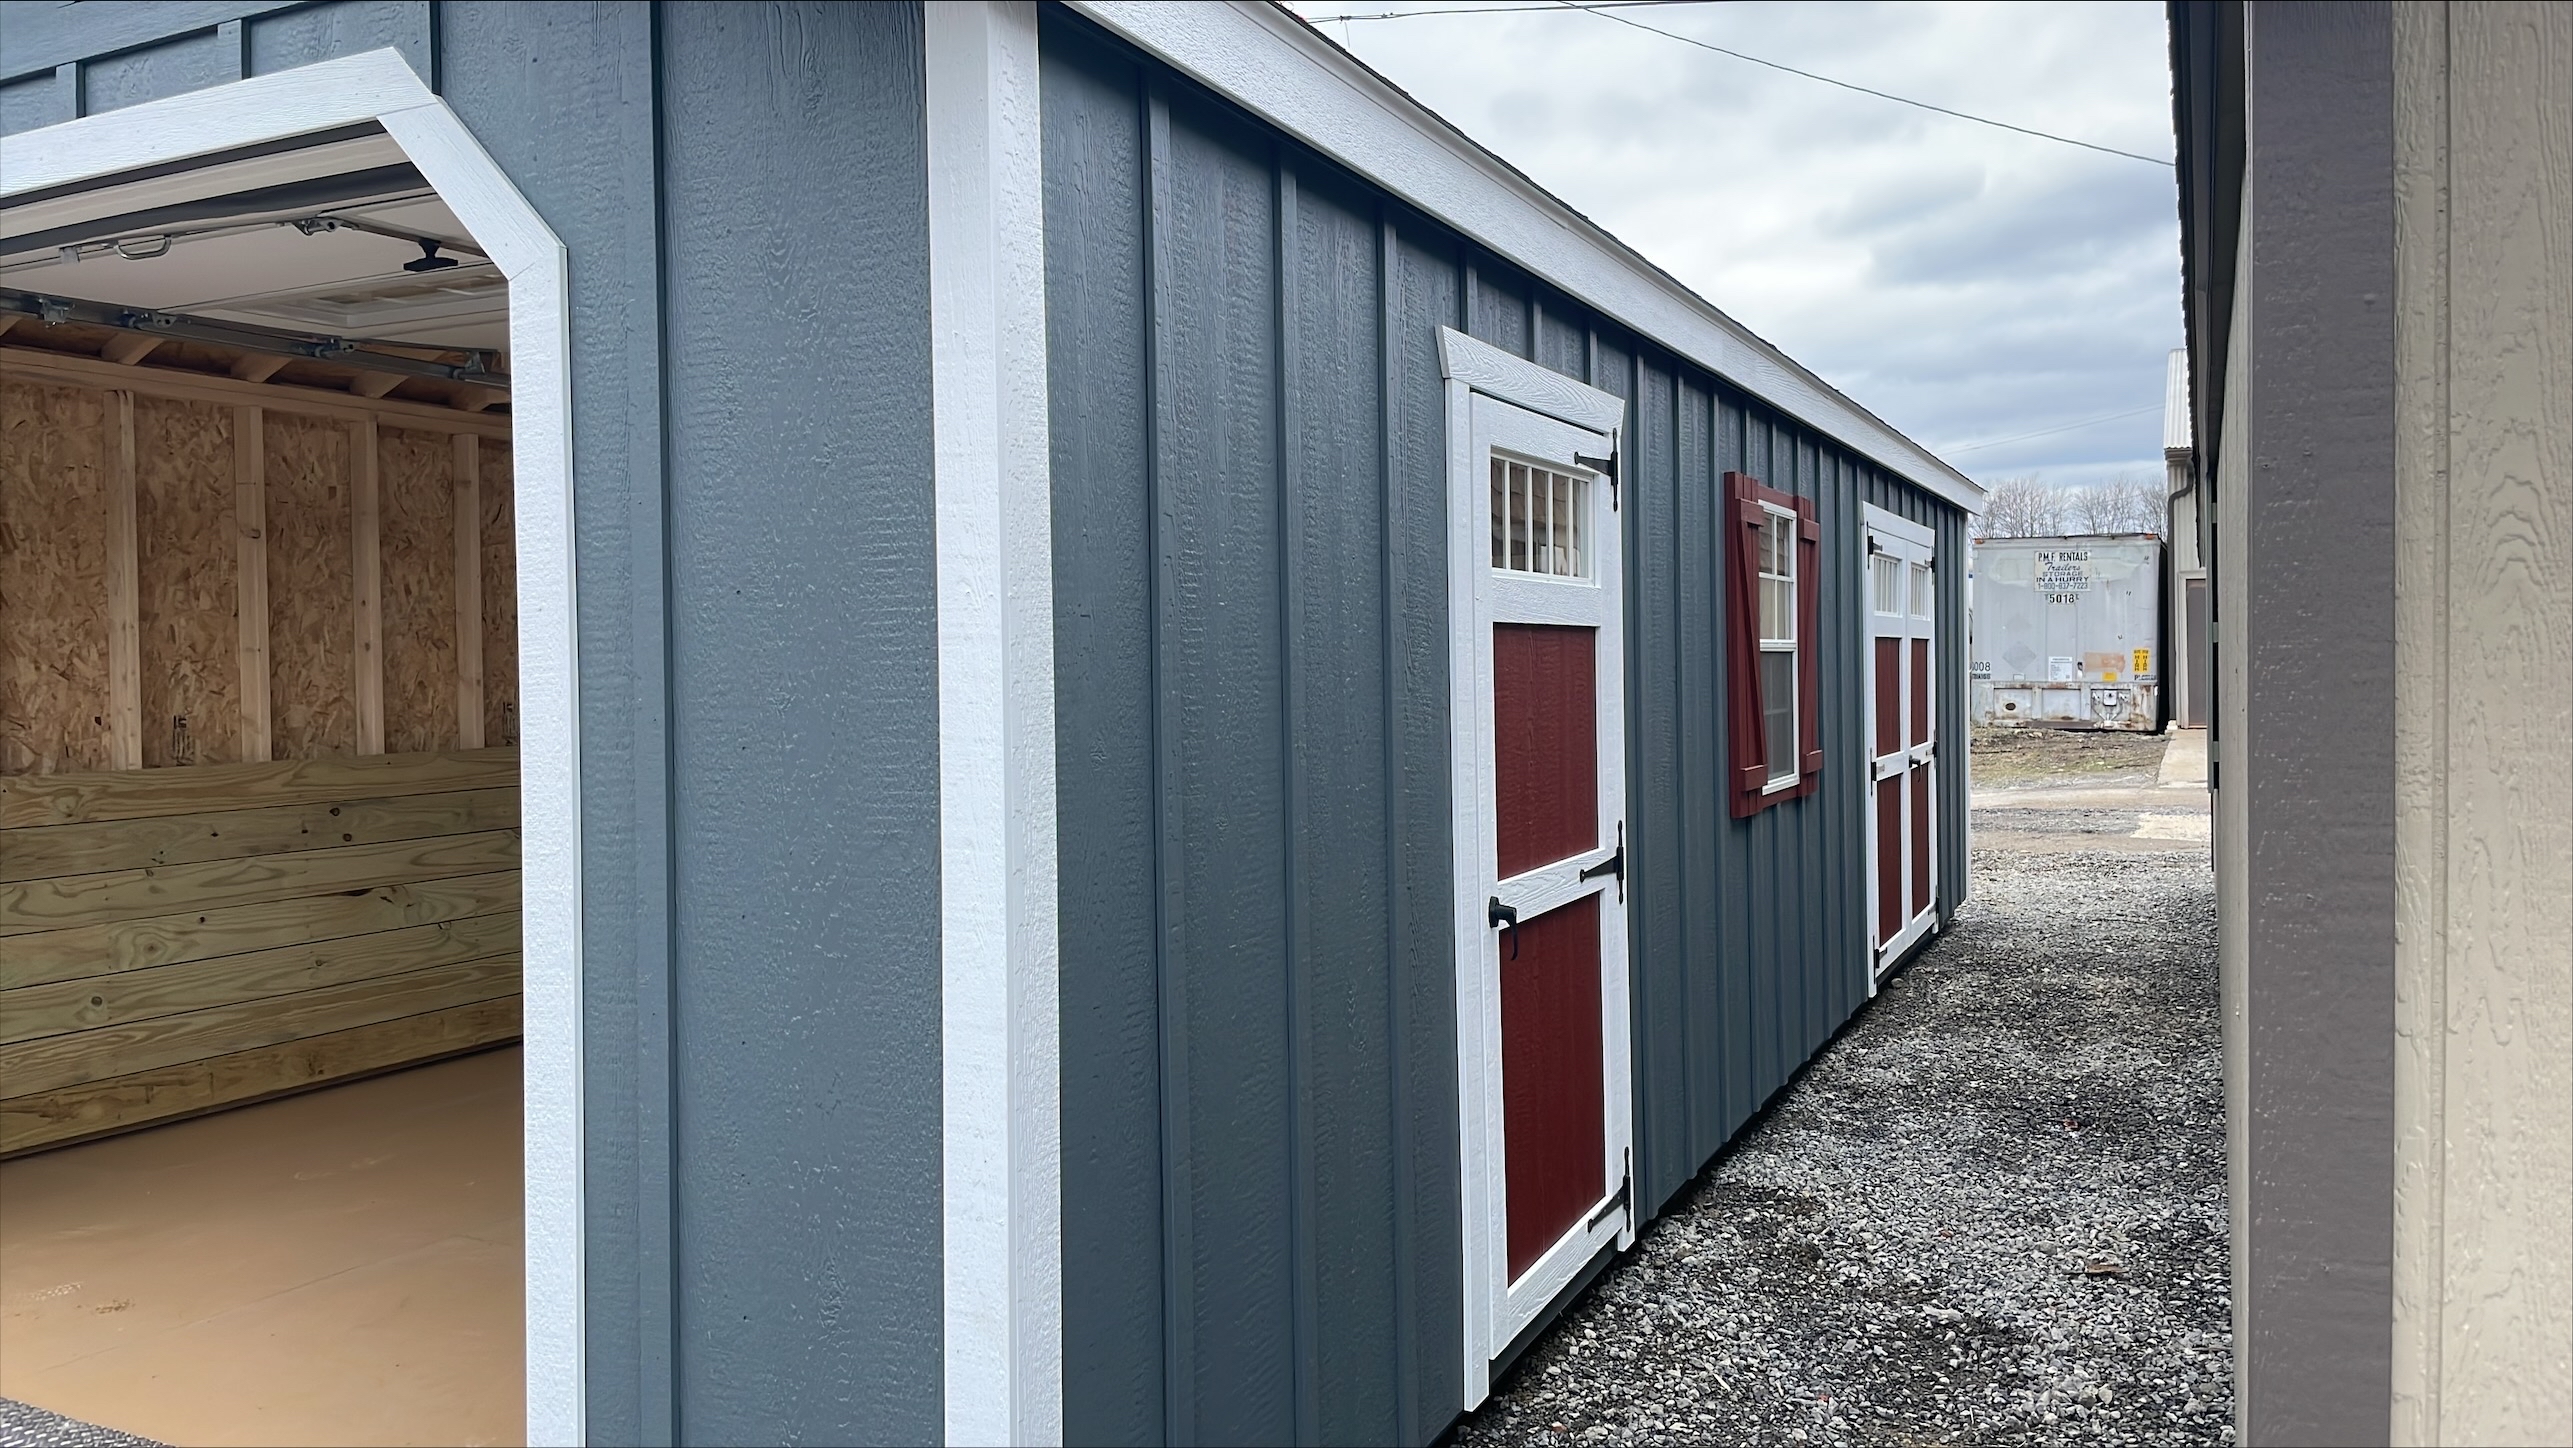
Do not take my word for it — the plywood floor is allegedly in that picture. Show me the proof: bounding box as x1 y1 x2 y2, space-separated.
0 1049 523 1448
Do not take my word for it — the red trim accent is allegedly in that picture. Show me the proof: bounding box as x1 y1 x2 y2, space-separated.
1793 498 1823 800
1725 471 1824 818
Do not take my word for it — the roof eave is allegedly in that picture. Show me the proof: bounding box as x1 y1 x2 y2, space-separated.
1063 0 1986 513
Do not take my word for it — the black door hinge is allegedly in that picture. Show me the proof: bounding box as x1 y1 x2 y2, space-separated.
1578 822 1626 900
1587 1147 1632 1231
1488 896 1519 959
1576 449 1619 510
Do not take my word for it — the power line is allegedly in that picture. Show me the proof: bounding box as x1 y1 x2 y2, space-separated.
1327 0 2174 167
1560 1 2173 166
1943 403 2161 457
1316 2 1711 21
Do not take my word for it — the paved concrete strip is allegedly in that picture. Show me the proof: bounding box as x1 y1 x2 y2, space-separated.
2156 730 2209 788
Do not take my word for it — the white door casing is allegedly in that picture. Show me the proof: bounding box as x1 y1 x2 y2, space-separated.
1864 504 1938 980
1440 329 1634 1407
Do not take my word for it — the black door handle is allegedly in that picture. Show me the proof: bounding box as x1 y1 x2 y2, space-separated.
1488 896 1519 959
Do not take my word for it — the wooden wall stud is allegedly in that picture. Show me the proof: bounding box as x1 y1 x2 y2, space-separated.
351 417 384 755
104 391 142 770
453 432 485 748
235 405 271 761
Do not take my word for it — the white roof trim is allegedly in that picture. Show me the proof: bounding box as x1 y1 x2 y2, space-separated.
2163 347 2193 454
1065 0 1983 512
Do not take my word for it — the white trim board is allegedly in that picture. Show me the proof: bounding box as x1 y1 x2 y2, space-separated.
1 49 587 1448
1068 0 1984 515
926 4 1064 1446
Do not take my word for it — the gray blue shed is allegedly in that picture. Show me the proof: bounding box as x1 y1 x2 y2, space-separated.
0 3 1980 1443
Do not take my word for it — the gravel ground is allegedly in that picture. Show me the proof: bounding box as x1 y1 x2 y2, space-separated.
1452 750 2229 1448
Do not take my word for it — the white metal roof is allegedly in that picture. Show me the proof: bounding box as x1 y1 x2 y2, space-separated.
1067 0 1985 513
2164 347 2193 454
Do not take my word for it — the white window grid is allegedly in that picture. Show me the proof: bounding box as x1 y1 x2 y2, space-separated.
1870 551 1903 616
1910 560 1933 618
1489 456 1589 579
1759 504 1798 788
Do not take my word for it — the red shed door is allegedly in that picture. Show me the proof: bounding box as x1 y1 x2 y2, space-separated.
1452 380 1633 1387
1864 506 1939 977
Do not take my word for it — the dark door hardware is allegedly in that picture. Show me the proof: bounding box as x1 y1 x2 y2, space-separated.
1588 1147 1632 1230
1579 822 1627 901
1575 449 1619 510
1488 896 1519 959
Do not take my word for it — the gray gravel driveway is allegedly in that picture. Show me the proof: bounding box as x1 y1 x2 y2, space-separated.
1453 750 2229 1447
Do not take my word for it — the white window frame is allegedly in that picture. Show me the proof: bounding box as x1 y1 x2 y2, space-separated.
2 51 585 1444
1439 327 1634 1410
1757 501 1801 792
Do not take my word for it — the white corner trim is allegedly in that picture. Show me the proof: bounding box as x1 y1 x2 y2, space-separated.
1067 0 1983 514
926 5 1063 1447
4 49 588 1448
1439 327 1625 432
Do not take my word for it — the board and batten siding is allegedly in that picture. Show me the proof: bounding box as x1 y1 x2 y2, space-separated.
1040 12 1968 1445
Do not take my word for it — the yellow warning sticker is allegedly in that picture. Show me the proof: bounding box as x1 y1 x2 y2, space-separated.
2134 648 2153 675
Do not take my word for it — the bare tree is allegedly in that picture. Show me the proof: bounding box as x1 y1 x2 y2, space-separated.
2065 475 2162 534
1975 475 2068 538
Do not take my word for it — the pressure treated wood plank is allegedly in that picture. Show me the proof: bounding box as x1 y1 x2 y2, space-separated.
0 996 521 1157
0 953 522 1095
0 747 519 827
0 786 520 883
0 869 519 988
236 404 271 761
1 345 513 438
0 829 519 933
0 911 522 1045
454 431 485 749
351 416 384 755
104 389 142 770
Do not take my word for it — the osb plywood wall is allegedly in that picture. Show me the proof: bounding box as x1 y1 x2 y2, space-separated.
0 376 517 775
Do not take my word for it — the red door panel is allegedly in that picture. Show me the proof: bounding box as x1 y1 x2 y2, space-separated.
1911 637 1931 747
1876 779 1903 945
1911 767 1932 920
1493 623 1598 879
1874 638 1901 758
1500 892 1604 1281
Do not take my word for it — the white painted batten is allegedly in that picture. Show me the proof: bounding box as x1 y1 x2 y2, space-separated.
2 49 588 1448
925 4 1065 1446
1069 0 1984 514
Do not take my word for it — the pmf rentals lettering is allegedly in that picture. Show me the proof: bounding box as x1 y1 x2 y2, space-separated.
2035 549 2093 605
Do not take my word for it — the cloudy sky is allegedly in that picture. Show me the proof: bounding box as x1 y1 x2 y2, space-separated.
1284 0 2183 491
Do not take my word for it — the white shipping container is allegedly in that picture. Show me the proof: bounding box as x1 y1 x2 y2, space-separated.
1969 535 2163 731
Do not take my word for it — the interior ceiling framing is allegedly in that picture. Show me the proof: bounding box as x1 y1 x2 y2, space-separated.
1 124 504 352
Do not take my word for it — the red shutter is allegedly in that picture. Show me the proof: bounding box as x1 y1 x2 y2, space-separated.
1793 498 1824 798
1724 471 1768 818
1728 471 1825 818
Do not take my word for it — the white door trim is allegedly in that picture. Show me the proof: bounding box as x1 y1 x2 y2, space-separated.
1440 328 1633 1407
1 49 586 1446
1862 505 1937 984
924 4 1063 1445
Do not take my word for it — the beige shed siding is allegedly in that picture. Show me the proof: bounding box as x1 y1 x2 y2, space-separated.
2390 5 2573 1444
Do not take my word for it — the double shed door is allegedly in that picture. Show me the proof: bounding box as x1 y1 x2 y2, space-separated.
1451 377 1634 1397
1864 505 1939 974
